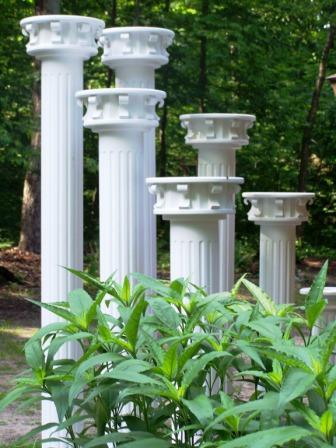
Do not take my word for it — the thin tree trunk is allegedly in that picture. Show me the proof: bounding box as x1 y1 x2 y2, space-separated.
133 0 141 25
159 93 168 177
106 0 117 87
298 25 336 191
158 0 170 177
199 0 209 112
18 0 60 253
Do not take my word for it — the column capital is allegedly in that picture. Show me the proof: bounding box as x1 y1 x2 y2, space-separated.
76 88 165 133
180 113 255 150
21 15 105 60
147 176 243 219
100 26 174 70
243 192 315 225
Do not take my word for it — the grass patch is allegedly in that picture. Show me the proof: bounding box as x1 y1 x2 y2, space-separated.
0 445 41 448
0 323 36 362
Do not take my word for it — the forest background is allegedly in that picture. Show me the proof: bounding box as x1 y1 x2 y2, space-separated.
1 0 336 273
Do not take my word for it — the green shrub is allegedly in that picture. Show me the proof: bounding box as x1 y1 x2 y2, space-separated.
1 262 335 447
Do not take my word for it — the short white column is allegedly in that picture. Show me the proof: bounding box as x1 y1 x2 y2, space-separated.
243 192 314 304
180 114 255 291
100 27 174 278
77 88 165 310
147 177 242 293
21 14 104 447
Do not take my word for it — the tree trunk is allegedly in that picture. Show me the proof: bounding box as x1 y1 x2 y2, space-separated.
133 0 141 25
106 0 117 87
298 25 336 192
199 0 209 112
18 0 60 253
158 0 170 177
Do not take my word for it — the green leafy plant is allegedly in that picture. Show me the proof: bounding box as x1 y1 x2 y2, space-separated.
1 262 335 447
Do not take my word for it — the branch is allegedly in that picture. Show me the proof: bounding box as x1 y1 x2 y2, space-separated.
298 24 336 191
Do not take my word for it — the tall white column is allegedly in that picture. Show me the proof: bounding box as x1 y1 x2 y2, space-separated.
21 14 104 447
77 88 165 307
100 27 174 278
180 114 255 292
243 193 314 304
147 177 242 293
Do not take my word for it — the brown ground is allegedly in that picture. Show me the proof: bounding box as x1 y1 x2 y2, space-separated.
0 248 40 445
0 247 335 444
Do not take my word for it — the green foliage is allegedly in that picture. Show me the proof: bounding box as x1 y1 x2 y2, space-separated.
2 264 336 446
0 0 335 251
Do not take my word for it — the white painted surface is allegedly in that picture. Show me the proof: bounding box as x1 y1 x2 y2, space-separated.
147 177 241 293
77 88 165 303
180 113 255 291
170 219 220 293
21 14 104 448
100 27 174 279
243 193 315 304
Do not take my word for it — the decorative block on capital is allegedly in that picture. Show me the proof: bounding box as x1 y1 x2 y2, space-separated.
243 192 315 225
20 15 105 60
180 113 256 149
76 88 165 132
100 27 174 69
147 176 243 218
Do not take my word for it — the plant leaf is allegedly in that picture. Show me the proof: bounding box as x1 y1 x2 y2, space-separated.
0 387 29 411
123 295 147 351
182 395 213 425
216 426 311 448
68 289 93 318
242 279 277 315
181 351 231 393
320 409 333 438
305 261 328 329
25 339 44 371
278 368 316 407
149 297 181 330
161 342 179 380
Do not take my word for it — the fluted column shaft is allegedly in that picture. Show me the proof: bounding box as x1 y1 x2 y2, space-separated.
99 130 149 283
170 219 219 293
243 192 314 305
113 73 157 279
197 147 236 293
40 55 84 448
41 58 83 350
259 224 296 304
198 147 236 177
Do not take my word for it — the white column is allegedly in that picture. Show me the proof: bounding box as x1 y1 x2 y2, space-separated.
180 114 255 291
170 219 219 292
21 14 104 447
100 27 174 278
243 192 314 304
147 177 242 293
77 88 165 306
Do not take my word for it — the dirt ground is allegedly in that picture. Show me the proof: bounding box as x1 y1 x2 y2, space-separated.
0 247 335 444
0 248 40 445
